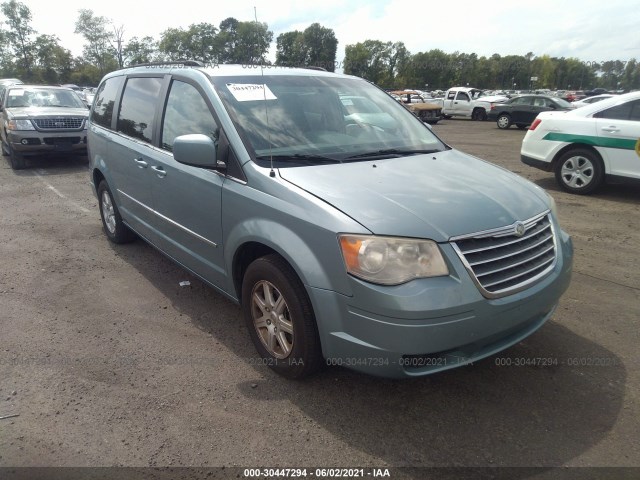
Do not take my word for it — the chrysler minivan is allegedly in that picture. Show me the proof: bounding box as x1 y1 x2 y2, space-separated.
88 63 573 379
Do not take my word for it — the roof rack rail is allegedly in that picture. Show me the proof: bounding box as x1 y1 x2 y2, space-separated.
130 60 205 68
303 66 327 72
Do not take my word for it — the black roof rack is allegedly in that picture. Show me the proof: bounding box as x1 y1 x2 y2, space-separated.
129 60 205 68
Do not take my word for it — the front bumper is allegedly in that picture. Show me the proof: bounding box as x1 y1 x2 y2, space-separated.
308 228 573 378
8 130 87 156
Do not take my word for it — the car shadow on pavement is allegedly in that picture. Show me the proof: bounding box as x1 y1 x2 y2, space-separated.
535 176 640 204
111 240 626 477
2 153 88 175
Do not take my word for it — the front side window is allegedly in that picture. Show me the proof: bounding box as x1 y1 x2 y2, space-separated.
117 77 163 143
91 76 124 129
161 80 218 152
456 92 470 102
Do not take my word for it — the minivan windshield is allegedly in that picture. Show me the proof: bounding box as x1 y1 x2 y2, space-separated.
211 74 447 165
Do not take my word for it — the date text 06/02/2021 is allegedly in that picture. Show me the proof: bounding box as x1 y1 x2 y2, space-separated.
243 468 391 478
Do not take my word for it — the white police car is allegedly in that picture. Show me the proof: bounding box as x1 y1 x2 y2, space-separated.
521 91 640 194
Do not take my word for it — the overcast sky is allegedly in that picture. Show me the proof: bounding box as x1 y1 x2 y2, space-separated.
22 0 640 65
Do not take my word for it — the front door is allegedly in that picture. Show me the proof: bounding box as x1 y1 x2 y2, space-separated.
148 78 227 288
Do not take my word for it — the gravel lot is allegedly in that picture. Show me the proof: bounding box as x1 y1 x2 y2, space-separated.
1 119 638 477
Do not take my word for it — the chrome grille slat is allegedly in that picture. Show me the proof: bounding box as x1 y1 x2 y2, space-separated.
475 244 556 278
482 256 555 288
33 117 84 130
459 223 551 254
468 231 554 267
452 212 557 299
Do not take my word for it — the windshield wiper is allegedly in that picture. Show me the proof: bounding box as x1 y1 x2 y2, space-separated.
43 105 74 108
345 148 441 159
255 153 341 164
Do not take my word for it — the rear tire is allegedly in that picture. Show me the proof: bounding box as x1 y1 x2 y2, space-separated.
242 254 323 379
497 114 511 129
554 148 604 195
472 108 487 121
97 180 136 243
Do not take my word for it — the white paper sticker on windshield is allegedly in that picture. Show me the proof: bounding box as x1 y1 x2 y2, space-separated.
226 83 277 102
11 89 25 96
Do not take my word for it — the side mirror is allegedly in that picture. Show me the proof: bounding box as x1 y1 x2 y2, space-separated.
173 134 219 169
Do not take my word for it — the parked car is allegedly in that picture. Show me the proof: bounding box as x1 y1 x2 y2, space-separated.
88 63 573 379
521 91 640 194
389 90 442 124
0 85 89 169
0 78 23 86
488 95 574 129
571 94 615 108
442 87 508 120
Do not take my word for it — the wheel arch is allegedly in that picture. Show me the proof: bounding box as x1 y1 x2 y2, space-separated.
227 222 350 303
551 143 606 173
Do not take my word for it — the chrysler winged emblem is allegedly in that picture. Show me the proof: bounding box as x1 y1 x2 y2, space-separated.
513 221 526 237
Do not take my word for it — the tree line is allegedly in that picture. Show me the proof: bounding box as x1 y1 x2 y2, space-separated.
0 0 638 91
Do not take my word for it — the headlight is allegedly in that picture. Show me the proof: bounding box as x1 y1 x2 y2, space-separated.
338 234 449 285
7 119 35 131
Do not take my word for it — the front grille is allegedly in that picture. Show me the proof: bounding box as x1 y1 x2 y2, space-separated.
452 212 556 298
33 117 85 130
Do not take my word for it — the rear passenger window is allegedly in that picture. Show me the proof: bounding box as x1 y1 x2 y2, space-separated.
91 76 124 129
117 77 163 142
595 100 640 121
161 80 218 152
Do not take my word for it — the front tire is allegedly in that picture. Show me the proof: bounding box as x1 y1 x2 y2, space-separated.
7 144 26 170
242 254 323 379
497 114 511 129
97 180 136 243
554 148 604 195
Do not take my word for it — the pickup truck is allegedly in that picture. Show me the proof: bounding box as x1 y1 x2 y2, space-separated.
442 87 508 120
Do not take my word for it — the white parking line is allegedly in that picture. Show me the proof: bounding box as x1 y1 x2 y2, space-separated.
31 171 90 213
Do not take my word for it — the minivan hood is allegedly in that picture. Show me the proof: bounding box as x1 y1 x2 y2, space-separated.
278 150 549 242
8 106 88 119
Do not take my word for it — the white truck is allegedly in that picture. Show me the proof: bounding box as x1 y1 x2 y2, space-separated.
442 87 508 120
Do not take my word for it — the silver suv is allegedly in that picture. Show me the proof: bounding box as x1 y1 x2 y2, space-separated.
1 85 89 169
88 63 573 379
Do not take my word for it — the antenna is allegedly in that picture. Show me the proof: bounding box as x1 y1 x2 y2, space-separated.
254 6 275 178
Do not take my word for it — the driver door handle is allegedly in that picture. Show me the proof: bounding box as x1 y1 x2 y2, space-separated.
133 158 148 168
601 126 619 133
151 166 167 178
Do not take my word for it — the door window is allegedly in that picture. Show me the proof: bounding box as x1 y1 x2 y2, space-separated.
117 77 163 143
161 80 218 152
91 76 124 129
595 100 640 121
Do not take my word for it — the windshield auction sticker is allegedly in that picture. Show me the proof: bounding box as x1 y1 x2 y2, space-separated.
226 83 277 102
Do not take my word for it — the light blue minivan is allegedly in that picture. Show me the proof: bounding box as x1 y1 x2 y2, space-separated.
88 63 573 378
